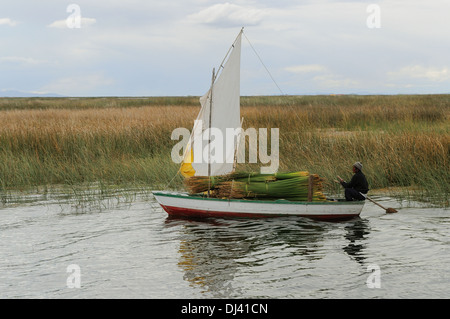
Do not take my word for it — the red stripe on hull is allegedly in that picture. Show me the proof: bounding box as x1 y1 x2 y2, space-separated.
160 205 359 221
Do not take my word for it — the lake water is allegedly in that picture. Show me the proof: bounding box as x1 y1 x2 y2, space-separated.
0 188 448 299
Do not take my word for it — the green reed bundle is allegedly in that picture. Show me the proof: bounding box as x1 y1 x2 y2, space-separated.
184 172 281 194
184 171 327 202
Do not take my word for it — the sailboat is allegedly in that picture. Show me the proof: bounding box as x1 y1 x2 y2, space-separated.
152 29 364 220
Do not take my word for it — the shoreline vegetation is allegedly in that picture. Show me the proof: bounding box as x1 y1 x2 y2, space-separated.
0 95 448 207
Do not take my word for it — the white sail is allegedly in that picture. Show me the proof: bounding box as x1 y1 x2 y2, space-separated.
181 30 242 177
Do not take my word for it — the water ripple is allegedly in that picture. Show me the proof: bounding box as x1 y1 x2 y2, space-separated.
0 191 448 298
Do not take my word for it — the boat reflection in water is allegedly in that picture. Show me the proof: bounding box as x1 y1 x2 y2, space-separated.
166 216 370 298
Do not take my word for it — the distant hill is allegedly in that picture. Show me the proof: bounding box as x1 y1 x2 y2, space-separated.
0 90 65 98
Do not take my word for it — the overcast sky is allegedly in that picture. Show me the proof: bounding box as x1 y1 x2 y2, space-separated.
1 0 449 96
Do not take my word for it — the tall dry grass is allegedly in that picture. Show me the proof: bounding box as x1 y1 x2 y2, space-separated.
0 105 195 188
240 95 449 205
0 95 448 205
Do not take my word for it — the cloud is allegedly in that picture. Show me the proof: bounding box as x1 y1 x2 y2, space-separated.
313 74 359 89
2 1 449 96
187 2 267 27
0 18 18 26
283 63 359 92
39 73 114 96
388 65 450 82
47 17 96 29
285 64 328 74
0 56 49 65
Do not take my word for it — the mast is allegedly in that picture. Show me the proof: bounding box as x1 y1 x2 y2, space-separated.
207 68 215 197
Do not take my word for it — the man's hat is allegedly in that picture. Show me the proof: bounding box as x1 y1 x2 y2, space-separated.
353 162 363 170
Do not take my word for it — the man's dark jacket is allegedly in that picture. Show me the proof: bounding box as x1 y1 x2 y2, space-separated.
341 170 369 194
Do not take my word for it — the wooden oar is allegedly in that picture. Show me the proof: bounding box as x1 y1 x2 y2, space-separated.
360 193 398 214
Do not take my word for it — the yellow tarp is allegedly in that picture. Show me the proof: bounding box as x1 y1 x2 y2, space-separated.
180 148 195 178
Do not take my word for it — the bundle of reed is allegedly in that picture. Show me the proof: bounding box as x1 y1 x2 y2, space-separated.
216 175 326 201
215 181 247 199
185 171 327 202
184 175 227 194
184 171 290 194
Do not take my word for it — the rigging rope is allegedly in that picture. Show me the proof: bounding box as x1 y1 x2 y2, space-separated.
242 30 286 96
242 30 308 128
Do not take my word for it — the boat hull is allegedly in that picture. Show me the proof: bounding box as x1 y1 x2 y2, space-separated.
152 191 364 221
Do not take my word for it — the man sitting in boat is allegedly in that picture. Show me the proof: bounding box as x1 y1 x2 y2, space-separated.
335 162 369 201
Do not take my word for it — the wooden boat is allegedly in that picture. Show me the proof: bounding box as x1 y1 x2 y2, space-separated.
152 29 364 220
153 191 364 220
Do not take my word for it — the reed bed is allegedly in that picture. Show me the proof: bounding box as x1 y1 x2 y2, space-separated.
0 95 448 206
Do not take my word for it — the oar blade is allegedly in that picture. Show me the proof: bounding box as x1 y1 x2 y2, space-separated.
386 207 398 214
